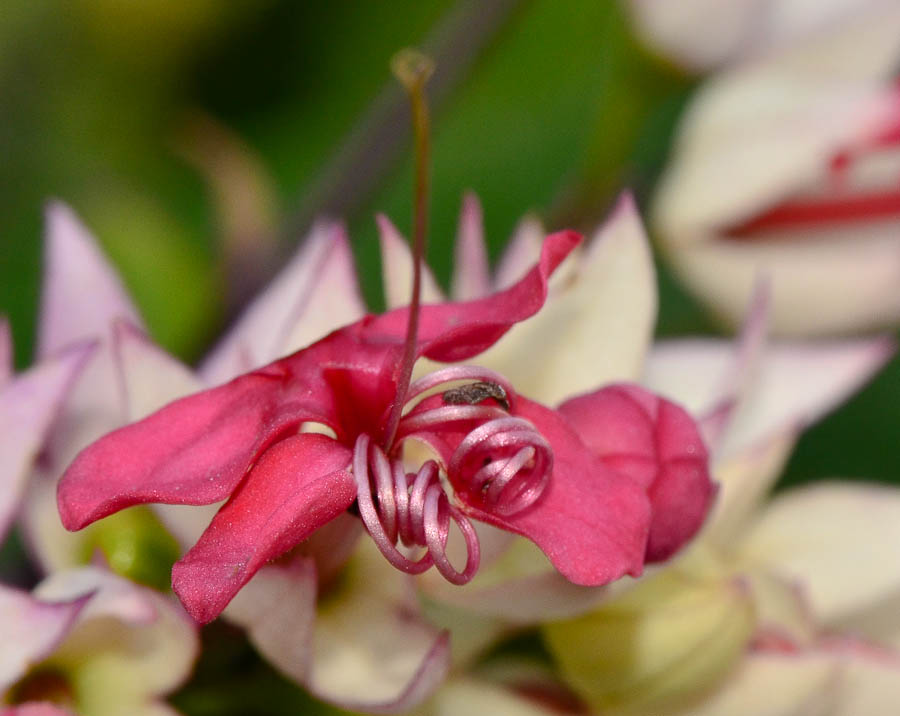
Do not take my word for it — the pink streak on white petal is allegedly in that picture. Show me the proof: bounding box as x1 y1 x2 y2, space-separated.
451 193 491 301
824 639 900 714
646 334 894 461
377 213 445 310
199 221 333 382
34 567 199 706
1 704 78 716
0 341 94 541
644 339 735 416
717 335 895 458
644 279 768 435
277 225 366 358
34 566 156 625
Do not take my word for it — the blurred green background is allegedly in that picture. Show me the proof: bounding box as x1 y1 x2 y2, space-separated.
1 1 899 710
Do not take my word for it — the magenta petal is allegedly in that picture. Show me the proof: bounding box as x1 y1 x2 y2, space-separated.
58 231 580 535
172 434 355 623
458 397 651 586
57 364 335 531
558 384 714 562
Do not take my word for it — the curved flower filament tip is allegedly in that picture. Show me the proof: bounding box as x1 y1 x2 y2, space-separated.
353 433 480 585
356 365 554 585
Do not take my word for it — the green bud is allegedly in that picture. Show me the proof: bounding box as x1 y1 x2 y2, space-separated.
78 507 180 591
542 555 755 715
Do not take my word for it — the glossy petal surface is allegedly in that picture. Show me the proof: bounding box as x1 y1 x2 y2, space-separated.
172 434 355 623
59 231 579 531
558 384 713 561
457 396 650 586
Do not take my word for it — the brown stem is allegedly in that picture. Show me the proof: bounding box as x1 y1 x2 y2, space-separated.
383 50 434 451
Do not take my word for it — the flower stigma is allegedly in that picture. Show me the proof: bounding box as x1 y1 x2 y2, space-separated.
351 50 553 585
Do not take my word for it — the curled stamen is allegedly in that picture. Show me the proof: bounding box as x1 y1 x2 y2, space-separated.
449 416 552 516
397 403 506 439
405 365 516 405
353 434 480 584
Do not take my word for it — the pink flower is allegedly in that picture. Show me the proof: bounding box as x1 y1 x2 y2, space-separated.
0 317 93 544
0 566 197 716
56 219 713 626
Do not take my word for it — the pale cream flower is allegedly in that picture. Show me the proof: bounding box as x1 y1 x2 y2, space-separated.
650 6 900 336
0 567 197 716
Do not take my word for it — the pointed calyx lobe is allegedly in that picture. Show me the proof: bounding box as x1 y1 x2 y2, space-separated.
58 228 711 622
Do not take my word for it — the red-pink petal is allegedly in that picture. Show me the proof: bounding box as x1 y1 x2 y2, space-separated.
57 364 336 531
456 397 651 586
172 433 355 623
558 383 714 562
368 230 581 363
58 231 580 533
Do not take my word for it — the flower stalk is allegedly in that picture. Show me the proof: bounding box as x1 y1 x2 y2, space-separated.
384 47 435 450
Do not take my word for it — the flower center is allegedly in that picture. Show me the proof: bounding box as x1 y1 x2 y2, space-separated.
353 365 553 585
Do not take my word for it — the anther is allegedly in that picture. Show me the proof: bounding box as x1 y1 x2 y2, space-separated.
443 381 510 411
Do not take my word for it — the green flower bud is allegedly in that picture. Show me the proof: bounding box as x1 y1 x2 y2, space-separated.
78 507 180 591
542 555 755 715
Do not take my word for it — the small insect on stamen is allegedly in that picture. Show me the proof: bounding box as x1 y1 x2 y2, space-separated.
442 381 510 411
